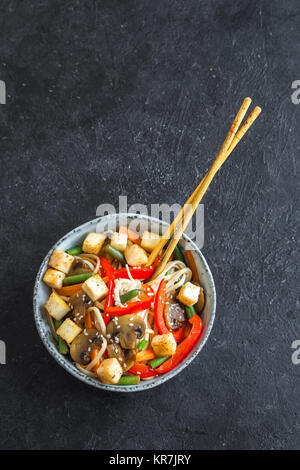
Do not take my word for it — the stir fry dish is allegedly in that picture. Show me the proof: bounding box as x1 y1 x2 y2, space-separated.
43 225 205 386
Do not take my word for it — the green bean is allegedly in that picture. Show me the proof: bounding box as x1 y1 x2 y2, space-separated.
149 356 170 369
173 245 186 263
53 320 69 355
137 338 148 351
63 272 93 286
53 319 62 330
58 336 69 355
66 246 82 256
117 375 140 386
106 244 125 263
120 289 141 304
185 305 196 319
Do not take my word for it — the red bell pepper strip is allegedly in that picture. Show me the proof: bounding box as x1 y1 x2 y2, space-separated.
172 327 185 343
154 279 186 344
113 255 162 280
100 257 115 325
128 362 157 378
100 257 114 279
154 279 167 334
152 255 161 271
106 285 155 316
114 266 155 280
156 313 203 374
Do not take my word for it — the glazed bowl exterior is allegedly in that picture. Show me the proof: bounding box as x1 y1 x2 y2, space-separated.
33 213 216 392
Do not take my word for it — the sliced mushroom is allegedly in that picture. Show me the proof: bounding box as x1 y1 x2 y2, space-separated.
70 328 103 365
68 290 93 327
69 257 93 275
164 300 186 330
106 314 146 350
107 343 136 371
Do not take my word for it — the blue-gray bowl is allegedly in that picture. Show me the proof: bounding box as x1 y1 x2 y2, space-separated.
33 213 216 392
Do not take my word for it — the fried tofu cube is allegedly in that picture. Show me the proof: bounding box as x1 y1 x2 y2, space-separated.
56 318 82 344
44 292 71 321
96 358 123 384
124 244 148 266
141 230 161 252
82 232 106 255
151 333 177 357
81 274 108 302
177 281 200 307
43 268 65 289
48 249 74 274
110 232 128 252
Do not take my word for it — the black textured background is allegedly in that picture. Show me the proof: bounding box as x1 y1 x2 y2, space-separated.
1 0 299 450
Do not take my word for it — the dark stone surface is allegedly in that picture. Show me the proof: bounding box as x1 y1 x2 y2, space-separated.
0 0 299 450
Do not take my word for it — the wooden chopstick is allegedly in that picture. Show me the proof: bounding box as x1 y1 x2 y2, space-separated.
147 98 255 267
149 102 261 279
147 98 255 266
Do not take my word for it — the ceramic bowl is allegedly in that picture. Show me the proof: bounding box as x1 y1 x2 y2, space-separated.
33 213 216 392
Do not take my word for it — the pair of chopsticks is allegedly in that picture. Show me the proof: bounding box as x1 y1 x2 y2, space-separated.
146 97 261 279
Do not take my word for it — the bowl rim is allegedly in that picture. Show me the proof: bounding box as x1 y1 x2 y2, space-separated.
33 213 216 392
